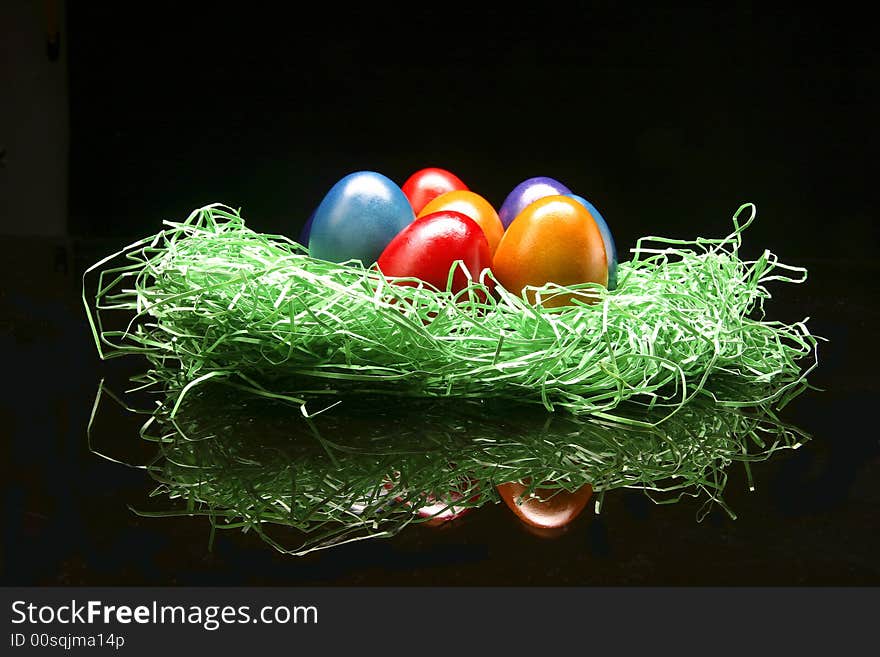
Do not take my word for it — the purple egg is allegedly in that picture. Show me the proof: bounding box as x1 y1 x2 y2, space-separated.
498 176 573 229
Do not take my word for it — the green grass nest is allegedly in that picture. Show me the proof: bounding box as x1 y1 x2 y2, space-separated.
84 201 817 418
84 201 819 553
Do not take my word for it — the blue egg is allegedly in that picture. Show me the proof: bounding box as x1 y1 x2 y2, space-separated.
298 208 316 246
498 176 572 229
308 171 415 264
566 193 618 291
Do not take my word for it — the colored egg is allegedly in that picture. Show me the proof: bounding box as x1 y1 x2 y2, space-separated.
383 478 480 526
298 208 316 246
377 210 493 295
401 167 469 215
308 171 415 265
497 481 593 530
498 176 572 229
565 194 618 290
414 486 480 526
493 195 608 307
418 190 504 255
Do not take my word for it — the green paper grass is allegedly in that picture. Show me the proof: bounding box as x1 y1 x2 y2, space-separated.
89 380 811 556
83 202 818 418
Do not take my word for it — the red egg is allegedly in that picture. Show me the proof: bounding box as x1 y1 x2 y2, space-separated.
383 478 480 526
496 480 593 529
377 210 493 295
401 167 469 215
415 487 480 526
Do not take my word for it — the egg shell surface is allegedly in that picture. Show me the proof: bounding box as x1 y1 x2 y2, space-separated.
308 171 415 265
377 210 493 295
493 195 608 307
565 193 618 290
498 176 573 228
418 189 504 255
401 167 469 215
298 207 316 246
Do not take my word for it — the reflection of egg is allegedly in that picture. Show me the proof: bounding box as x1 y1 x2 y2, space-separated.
418 190 504 254
497 480 593 530
384 478 479 526
308 171 414 265
493 195 608 307
565 194 618 290
413 489 475 526
498 176 572 229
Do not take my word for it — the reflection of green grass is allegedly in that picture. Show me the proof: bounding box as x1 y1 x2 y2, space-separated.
84 202 818 417
93 380 810 556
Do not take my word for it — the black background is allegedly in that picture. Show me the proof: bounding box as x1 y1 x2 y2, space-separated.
3 2 879 586
65 3 878 261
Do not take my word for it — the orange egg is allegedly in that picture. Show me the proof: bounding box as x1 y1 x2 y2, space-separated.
497 480 593 530
418 190 504 255
493 195 608 307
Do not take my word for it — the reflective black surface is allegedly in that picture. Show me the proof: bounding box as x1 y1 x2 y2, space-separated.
2 239 878 585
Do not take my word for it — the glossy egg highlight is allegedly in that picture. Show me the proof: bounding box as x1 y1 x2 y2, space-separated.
308 171 415 265
418 190 504 255
401 167 469 215
498 176 572 229
493 195 608 307
566 193 618 290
